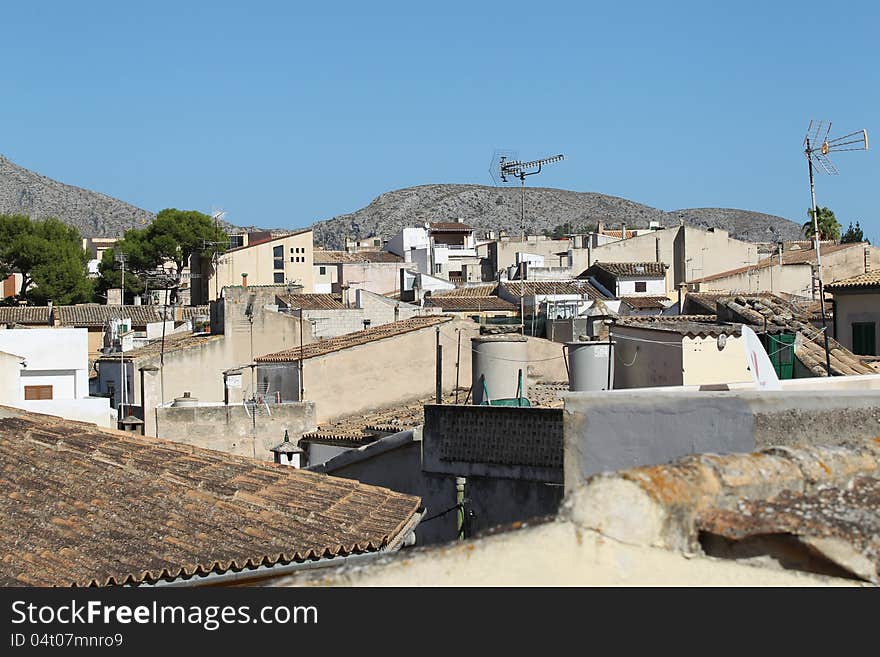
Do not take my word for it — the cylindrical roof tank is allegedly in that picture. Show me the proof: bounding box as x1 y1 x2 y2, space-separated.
471 335 528 405
565 341 614 392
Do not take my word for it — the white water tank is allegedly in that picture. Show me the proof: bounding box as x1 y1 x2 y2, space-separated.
471 335 528 405
566 341 614 391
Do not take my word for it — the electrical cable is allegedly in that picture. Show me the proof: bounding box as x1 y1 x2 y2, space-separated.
421 503 464 523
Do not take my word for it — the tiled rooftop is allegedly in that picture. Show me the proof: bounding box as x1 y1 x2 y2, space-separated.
621 296 671 310
0 407 421 587
431 284 499 298
716 295 873 376
0 306 49 325
428 222 473 232
589 262 668 277
57 304 165 327
615 318 740 338
424 296 516 312
256 315 451 363
501 280 608 299
313 250 403 264
97 331 221 362
277 293 345 310
825 271 880 290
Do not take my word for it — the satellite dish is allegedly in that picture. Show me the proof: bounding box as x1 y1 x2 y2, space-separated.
741 325 781 391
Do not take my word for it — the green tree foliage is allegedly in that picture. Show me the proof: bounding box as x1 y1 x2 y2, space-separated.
97 209 227 303
803 206 841 241
841 221 868 244
0 214 92 305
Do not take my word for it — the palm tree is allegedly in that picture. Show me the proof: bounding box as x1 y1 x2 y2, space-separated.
803 206 841 241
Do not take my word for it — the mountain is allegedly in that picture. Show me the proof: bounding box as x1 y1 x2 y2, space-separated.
311 184 804 249
0 155 154 237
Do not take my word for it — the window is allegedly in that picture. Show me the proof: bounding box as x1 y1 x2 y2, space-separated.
291 256 295 263
290 247 295 254
273 245 283 257
853 322 876 356
634 281 647 293
274 272 285 284
24 385 53 400
229 235 244 249
273 245 284 270
374 239 381 247
319 266 326 275
435 264 443 274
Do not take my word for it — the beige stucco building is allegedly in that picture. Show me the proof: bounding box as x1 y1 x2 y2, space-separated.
205 229 315 300
587 225 759 294
827 271 880 356
611 321 752 389
690 242 880 298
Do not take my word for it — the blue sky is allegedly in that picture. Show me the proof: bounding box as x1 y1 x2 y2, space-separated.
2 1 878 239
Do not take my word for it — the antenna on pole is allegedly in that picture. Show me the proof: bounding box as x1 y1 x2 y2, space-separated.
495 152 565 334
803 120 868 375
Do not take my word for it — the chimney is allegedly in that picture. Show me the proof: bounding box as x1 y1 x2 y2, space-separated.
778 241 784 266
46 300 53 326
655 236 661 263
621 223 626 240
597 220 604 234
866 247 871 273
241 273 248 288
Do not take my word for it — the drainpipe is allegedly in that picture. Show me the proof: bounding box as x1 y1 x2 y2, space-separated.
456 477 466 540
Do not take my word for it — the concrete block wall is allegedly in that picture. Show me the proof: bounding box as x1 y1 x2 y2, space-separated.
155 401 317 461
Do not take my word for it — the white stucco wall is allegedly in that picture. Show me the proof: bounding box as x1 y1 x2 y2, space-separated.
616 277 666 296
0 351 24 404
0 329 89 399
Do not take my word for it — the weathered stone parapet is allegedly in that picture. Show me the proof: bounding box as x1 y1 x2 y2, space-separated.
562 439 880 552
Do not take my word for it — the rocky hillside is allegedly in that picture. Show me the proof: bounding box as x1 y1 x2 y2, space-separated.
312 184 803 249
0 155 154 237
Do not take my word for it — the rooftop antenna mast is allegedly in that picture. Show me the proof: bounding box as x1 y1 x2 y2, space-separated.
207 209 227 302
803 120 868 375
498 152 564 334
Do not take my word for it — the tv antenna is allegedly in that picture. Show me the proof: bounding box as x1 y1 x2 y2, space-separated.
803 120 868 375
496 152 564 333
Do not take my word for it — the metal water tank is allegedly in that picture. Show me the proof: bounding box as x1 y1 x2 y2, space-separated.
566 340 614 391
471 335 528 405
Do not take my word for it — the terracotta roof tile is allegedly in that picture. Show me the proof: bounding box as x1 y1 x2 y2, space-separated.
0 407 421 587
501 280 609 299
826 271 880 290
428 222 473 232
313 250 403 264
277 294 345 310
256 316 451 363
715 294 873 376
621 296 671 309
590 262 668 277
0 306 49 325
57 304 165 327
97 331 221 362
424 296 516 312
431 284 499 298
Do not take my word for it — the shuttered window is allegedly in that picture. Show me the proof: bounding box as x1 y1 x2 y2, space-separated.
24 385 53 400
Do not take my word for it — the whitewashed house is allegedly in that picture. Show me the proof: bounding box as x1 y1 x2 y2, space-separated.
0 328 114 426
